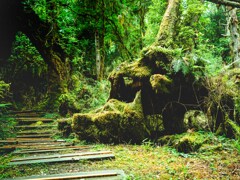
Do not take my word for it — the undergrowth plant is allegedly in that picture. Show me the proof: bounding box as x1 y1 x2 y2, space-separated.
59 72 110 116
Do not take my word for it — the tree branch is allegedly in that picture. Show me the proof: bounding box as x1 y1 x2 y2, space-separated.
207 0 240 8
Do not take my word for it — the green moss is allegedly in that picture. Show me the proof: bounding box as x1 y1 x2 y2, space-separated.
150 74 172 93
175 134 204 153
72 91 146 143
184 110 210 131
216 119 240 140
225 119 240 139
157 132 208 153
109 61 152 80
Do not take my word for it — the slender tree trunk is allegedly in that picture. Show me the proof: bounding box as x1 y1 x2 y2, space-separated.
139 0 146 50
95 0 105 81
228 8 240 67
155 0 180 48
95 30 102 80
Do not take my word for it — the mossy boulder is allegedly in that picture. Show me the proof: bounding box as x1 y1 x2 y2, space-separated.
72 91 147 143
157 132 207 153
184 110 210 131
175 134 204 153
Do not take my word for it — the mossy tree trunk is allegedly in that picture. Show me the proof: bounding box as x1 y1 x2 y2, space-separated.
95 0 105 81
154 0 180 48
19 3 70 108
0 0 70 109
228 8 240 68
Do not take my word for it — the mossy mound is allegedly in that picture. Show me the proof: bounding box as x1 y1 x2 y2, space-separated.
206 68 240 130
72 91 147 143
216 119 240 140
184 110 210 131
150 74 172 94
157 132 208 153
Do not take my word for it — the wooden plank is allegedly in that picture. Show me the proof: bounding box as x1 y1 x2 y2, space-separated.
13 145 91 151
9 153 115 165
0 139 65 144
5 144 73 150
16 118 54 122
17 134 53 138
9 110 44 114
7 137 52 141
17 131 57 135
15 125 57 129
12 141 69 147
0 140 53 144
13 146 92 154
16 143 70 147
10 170 125 180
12 151 112 162
15 113 45 118
16 117 53 120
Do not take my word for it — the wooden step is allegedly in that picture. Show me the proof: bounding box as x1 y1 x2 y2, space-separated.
10 170 125 180
15 113 45 117
17 134 53 138
7 137 52 141
0 138 65 144
16 118 54 123
9 152 115 165
9 110 44 114
2 143 73 150
13 146 92 154
12 151 112 162
15 125 57 130
15 142 69 147
17 130 57 135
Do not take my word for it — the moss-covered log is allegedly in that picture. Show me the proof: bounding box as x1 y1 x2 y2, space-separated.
72 91 148 143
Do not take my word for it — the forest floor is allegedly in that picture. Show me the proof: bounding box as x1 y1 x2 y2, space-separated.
1 136 239 179
0 111 239 179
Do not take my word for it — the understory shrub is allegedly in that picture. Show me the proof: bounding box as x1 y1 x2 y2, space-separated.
59 72 110 116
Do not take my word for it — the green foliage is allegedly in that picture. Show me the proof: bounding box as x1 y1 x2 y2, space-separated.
201 5 231 62
0 81 10 101
9 32 47 77
170 2 231 80
144 0 167 46
176 0 206 51
205 68 240 123
59 72 110 116
158 131 239 154
0 116 16 139
0 80 12 114
5 32 48 109
171 47 223 79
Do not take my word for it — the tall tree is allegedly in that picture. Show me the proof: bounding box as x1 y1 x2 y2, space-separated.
0 0 70 108
95 0 105 81
227 7 240 67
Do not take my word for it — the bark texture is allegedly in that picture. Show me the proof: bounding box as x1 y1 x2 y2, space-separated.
207 0 240 8
155 0 180 48
228 8 240 67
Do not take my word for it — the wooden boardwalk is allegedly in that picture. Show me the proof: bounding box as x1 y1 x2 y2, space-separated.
1 111 125 179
